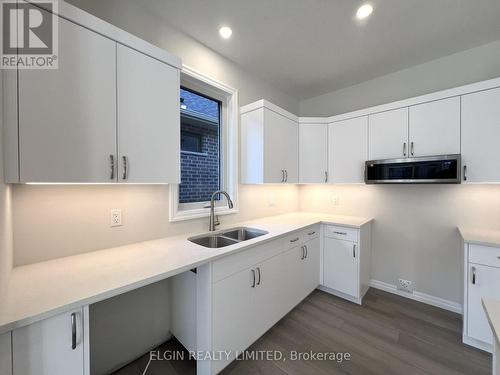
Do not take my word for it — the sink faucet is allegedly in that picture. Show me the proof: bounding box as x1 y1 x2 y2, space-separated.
209 190 234 231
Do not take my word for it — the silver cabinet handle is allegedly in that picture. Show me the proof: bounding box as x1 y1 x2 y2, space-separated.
251 269 256 288
71 312 77 350
471 266 476 285
284 169 288 182
333 231 347 236
109 155 115 180
308 231 316 236
324 171 328 183
281 170 285 183
300 246 305 260
463 165 467 181
305 245 308 259
410 141 414 156
256 267 261 286
290 237 300 243
122 156 128 180
353 244 356 258
403 142 407 157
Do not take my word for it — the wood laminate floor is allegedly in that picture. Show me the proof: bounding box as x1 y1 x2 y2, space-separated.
112 288 491 375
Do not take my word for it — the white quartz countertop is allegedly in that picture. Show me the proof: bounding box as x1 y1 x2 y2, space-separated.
458 227 500 247
482 298 500 345
0 212 371 334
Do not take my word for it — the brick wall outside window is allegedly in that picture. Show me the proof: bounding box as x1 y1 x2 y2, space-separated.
179 121 220 203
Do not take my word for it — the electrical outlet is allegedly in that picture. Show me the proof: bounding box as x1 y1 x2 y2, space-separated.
110 209 122 227
397 278 413 293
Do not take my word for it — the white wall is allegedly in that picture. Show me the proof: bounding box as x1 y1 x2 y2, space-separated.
300 39 500 116
301 184 500 305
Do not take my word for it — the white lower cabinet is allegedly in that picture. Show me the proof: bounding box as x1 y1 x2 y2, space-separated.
208 227 320 374
0 332 12 375
12 308 87 375
323 237 358 297
321 223 371 304
464 243 500 352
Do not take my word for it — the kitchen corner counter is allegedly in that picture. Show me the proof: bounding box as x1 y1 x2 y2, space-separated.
458 227 500 248
0 212 372 334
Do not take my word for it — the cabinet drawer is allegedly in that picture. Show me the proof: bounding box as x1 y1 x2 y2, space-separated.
284 231 305 250
212 239 284 283
303 226 320 241
324 225 358 242
469 244 500 268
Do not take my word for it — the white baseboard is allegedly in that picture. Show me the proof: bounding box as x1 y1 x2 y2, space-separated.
369 279 463 315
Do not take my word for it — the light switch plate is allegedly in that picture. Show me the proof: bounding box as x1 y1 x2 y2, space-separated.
110 209 122 227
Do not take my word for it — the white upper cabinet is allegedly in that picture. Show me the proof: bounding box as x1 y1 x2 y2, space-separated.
117 44 180 183
299 122 328 183
17 15 117 183
368 108 409 160
241 101 298 184
461 87 500 183
408 97 460 157
328 117 368 183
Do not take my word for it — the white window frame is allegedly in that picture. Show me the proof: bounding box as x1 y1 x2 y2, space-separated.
169 65 239 222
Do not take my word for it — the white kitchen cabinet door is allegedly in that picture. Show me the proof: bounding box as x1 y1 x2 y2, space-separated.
212 268 257 374
368 108 409 160
467 264 500 344
18 15 117 183
299 123 328 183
323 237 358 298
462 88 500 183
117 44 180 183
13 308 85 375
408 97 460 157
264 109 299 183
0 332 12 375
301 237 321 295
328 117 368 183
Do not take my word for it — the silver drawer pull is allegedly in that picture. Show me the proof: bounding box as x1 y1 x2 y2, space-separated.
290 237 300 243
333 231 347 236
307 231 316 236
305 245 308 259
353 244 356 258
122 156 128 180
300 246 305 260
251 269 256 288
109 155 115 180
71 313 77 350
471 266 476 285
256 267 261 286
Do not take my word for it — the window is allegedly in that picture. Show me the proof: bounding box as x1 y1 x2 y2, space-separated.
181 131 202 153
179 87 221 204
169 67 238 222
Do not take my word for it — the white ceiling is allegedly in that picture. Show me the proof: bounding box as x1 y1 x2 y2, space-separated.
139 0 500 99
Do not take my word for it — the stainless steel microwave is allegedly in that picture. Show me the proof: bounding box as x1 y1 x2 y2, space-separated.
365 155 461 184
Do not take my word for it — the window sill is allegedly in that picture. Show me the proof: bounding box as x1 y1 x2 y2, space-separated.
181 150 208 157
169 206 239 223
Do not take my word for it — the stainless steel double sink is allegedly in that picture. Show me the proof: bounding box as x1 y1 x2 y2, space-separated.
189 227 269 248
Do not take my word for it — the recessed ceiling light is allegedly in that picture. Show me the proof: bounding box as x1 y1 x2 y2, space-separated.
219 26 232 39
356 3 373 20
